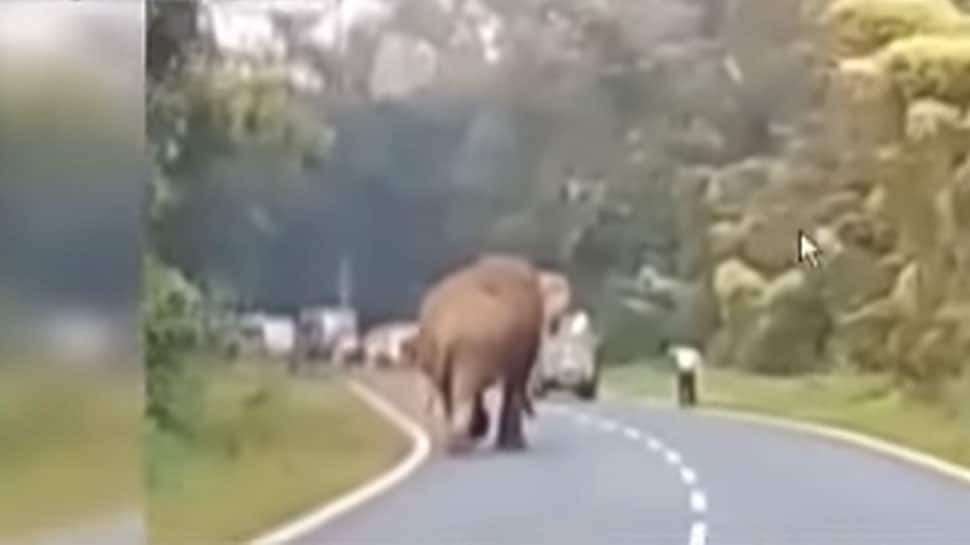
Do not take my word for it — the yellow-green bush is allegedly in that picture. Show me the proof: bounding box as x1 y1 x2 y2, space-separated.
821 0 970 56
905 97 968 140
197 66 294 146
873 34 970 105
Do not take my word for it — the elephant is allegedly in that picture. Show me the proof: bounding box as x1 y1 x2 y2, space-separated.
404 254 546 453
412 260 575 419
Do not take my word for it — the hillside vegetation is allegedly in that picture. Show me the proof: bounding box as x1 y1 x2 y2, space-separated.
604 0 970 455
691 0 970 403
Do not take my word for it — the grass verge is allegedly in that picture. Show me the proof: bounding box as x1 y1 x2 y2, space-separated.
604 362 970 469
146 359 409 545
0 362 141 541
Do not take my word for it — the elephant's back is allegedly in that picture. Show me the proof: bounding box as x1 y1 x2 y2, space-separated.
420 254 540 323
419 255 544 358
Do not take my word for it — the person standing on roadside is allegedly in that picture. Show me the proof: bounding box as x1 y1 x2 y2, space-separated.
664 341 703 408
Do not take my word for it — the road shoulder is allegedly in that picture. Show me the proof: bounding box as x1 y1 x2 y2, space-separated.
249 371 432 545
694 406 970 486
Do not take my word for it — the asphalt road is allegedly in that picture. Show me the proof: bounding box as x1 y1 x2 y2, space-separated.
292 394 970 545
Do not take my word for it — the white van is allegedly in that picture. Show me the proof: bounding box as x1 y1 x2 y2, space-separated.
300 306 359 360
261 316 296 357
532 310 601 400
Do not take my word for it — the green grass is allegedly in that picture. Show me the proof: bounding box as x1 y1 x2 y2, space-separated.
604 362 970 469
0 362 141 540
146 360 409 545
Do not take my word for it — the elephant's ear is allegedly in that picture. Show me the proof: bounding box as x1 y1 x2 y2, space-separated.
539 271 572 323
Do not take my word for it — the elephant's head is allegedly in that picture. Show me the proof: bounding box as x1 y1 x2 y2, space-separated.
538 270 572 334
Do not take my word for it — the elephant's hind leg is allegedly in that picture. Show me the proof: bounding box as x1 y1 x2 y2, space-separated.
446 373 488 454
447 400 478 454
496 379 526 451
469 392 489 440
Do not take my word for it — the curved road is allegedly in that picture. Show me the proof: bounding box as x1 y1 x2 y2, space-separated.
292 396 970 545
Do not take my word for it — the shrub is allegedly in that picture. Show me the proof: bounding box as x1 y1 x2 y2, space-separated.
599 307 666 364
143 251 206 437
821 0 970 56
874 34 970 105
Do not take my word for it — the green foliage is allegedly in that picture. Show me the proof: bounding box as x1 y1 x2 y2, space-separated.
143 251 206 438
145 8 339 316
873 34 970 105
148 62 333 176
147 0 333 172
822 0 970 56
818 0 970 388
905 97 970 141
597 302 667 364
195 66 330 154
145 12 335 267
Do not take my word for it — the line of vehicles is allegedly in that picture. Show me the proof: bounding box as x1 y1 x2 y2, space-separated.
228 302 603 401
229 306 425 370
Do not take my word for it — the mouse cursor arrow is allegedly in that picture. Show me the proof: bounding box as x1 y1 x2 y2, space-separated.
797 229 823 268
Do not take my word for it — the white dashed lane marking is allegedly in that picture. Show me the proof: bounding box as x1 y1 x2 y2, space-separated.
623 426 642 440
597 419 619 433
690 490 708 514
689 522 708 545
665 449 683 466
545 404 709 545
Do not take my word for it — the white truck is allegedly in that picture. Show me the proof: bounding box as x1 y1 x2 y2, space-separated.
299 306 359 361
531 310 601 400
231 312 296 358
262 316 296 357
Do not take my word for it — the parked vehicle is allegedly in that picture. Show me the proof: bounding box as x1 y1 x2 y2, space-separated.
225 312 296 359
363 321 418 368
531 310 600 400
300 306 359 361
262 315 296 357
332 332 364 365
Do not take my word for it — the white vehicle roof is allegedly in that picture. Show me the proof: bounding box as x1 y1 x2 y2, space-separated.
262 316 295 352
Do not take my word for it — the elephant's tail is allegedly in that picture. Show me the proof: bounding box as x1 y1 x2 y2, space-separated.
438 341 454 420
